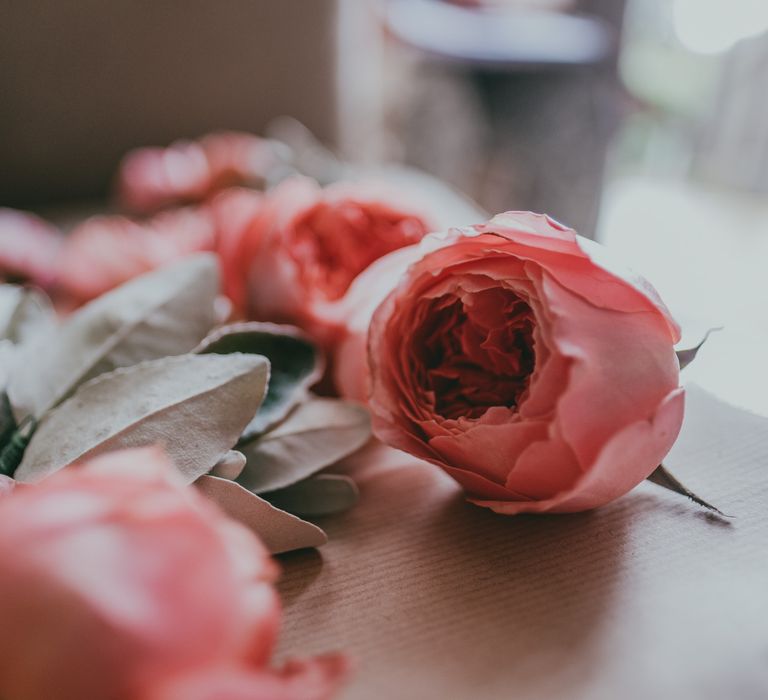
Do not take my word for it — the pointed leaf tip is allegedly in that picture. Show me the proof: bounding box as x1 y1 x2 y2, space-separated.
647 464 731 518
676 327 723 371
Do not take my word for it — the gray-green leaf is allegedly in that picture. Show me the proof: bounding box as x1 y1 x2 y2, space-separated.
196 474 327 553
8 254 219 421
197 322 323 440
238 397 371 494
676 327 722 371
15 353 268 483
265 474 359 517
0 285 54 344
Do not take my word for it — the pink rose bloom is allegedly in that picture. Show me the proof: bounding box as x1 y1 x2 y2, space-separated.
0 447 346 700
246 176 436 344
0 208 62 288
117 132 279 214
55 208 216 303
205 187 265 316
341 211 684 514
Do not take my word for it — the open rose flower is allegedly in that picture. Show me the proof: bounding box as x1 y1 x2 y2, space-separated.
0 208 62 289
342 211 684 514
117 132 280 214
245 177 433 329
0 447 346 700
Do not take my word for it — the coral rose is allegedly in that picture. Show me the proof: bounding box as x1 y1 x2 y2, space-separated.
55 189 263 313
245 177 433 327
117 132 280 214
55 209 216 303
0 447 346 700
350 211 684 514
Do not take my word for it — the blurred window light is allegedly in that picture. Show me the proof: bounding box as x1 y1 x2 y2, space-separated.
673 0 768 55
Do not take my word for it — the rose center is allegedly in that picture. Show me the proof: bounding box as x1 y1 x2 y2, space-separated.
414 286 536 420
292 203 428 300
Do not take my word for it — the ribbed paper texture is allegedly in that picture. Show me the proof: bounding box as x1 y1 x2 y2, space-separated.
277 385 768 700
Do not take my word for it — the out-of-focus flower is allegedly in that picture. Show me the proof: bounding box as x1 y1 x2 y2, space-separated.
117 132 280 214
0 208 63 289
246 176 436 344
0 447 346 700
339 211 684 514
55 209 217 304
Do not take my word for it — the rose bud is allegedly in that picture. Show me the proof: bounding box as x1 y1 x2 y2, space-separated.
348 211 684 514
0 208 62 289
0 447 346 700
117 132 279 214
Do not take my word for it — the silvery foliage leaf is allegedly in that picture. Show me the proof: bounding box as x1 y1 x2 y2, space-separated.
8 254 219 422
0 285 54 451
0 285 55 345
265 474 359 518
15 353 268 484
211 449 247 481
238 397 371 494
196 321 323 440
196 474 328 554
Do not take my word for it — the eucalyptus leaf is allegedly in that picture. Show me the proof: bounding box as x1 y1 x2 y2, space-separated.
264 474 359 517
15 353 268 484
197 322 323 440
238 397 371 494
211 449 247 481
8 254 219 421
196 474 328 553
0 285 54 344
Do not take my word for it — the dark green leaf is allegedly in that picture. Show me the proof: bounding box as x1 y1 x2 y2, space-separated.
197 322 323 441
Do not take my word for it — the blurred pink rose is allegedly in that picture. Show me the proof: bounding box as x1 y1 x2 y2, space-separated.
205 187 266 315
55 189 264 313
0 208 62 288
0 447 346 700
246 176 435 345
343 211 684 514
117 132 279 214
55 208 216 304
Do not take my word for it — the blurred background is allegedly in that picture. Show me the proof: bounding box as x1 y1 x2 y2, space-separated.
2 0 767 410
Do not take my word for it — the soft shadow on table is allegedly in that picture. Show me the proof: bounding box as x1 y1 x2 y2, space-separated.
277 448 632 698
276 548 324 606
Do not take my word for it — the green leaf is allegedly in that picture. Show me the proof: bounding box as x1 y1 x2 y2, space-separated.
196 474 327 553
8 254 219 421
0 391 15 451
264 474 359 517
15 353 268 484
237 397 371 494
197 322 323 440
0 285 54 344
